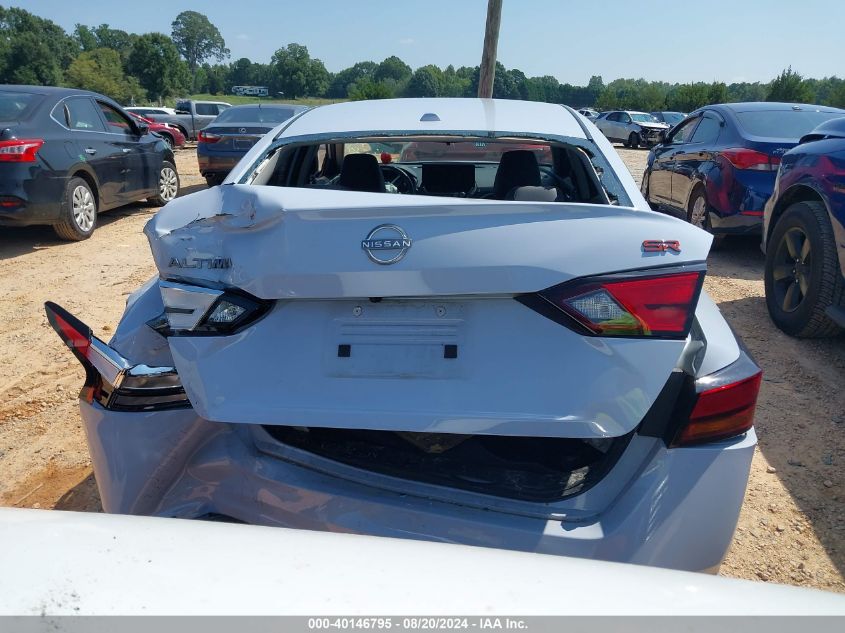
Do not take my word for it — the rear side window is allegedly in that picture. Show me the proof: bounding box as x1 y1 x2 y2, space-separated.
195 103 218 116
63 98 106 132
0 91 42 121
735 110 844 139
690 115 721 144
97 102 134 136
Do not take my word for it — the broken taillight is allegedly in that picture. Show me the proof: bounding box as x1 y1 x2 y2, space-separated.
523 266 705 339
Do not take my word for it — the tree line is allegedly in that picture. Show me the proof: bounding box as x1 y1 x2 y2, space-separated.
2 5 844 112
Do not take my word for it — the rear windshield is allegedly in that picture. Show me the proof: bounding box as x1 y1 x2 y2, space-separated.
0 92 42 121
214 106 296 125
735 110 844 139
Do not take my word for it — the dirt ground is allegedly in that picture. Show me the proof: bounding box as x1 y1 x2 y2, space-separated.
0 145 843 593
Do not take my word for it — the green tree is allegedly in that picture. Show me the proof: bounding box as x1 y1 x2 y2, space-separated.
767 66 814 103
270 43 329 98
127 33 189 101
406 65 442 97
348 78 393 101
66 48 145 102
374 55 412 84
0 7 77 84
440 64 470 97
171 10 229 79
327 61 377 98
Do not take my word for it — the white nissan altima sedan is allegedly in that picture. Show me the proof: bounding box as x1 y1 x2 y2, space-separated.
46 98 762 573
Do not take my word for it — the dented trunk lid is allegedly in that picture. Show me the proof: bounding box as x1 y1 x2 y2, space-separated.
147 185 711 438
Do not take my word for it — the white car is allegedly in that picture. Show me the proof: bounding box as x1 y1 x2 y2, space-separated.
594 110 670 148
46 98 761 573
3 509 844 616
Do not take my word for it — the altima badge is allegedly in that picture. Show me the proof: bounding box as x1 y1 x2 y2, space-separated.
361 224 412 265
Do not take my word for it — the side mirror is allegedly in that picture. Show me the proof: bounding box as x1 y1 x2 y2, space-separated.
136 122 150 136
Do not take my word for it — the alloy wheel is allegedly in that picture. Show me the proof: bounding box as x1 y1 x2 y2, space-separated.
159 167 178 202
690 195 708 229
771 227 812 313
71 185 96 232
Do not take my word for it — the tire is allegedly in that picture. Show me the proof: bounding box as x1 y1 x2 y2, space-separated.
53 177 97 241
159 133 174 150
628 132 639 150
148 161 180 206
687 187 724 249
205 174 223 187
764 200 844 338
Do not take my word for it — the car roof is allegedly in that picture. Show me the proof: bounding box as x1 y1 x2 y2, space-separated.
280 98 588 140
225 103 308 111
713 102 845 114
0 84 100 99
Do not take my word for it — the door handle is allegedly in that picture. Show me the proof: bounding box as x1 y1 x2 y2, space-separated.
84 147 97 155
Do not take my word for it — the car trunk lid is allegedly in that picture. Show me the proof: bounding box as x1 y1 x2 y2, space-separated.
147 185 710 439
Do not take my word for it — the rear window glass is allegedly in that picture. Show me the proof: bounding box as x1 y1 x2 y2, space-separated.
735 110 844 139
214 106 296 125
0 92 42 121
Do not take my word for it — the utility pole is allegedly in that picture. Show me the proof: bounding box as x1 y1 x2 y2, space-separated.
477 0 503 98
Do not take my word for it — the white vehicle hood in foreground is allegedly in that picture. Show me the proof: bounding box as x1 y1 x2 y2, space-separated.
1 508 843 616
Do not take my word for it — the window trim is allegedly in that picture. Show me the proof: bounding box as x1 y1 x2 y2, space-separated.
51 96 109 134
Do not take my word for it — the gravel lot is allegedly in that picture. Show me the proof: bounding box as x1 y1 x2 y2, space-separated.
0 144 843 592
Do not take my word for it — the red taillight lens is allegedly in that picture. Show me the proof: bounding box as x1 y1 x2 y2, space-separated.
672 371 762 446
0 139 44 163
722 148 780 171
539 269 705 338
198 130 220 143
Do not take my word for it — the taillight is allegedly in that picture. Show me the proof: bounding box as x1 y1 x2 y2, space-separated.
722 148 781 171
0 139 44 162
198 130 221 143
45 301 189 411
159 281 271 335
525 267 705 339
672 371 762 447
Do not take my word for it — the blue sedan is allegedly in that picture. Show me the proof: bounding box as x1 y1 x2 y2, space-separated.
197 104 308 186
763 117 845 337
641 102 845 242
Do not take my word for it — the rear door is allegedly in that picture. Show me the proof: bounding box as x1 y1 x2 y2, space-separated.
150 186 712 439
670 111 723 209
95 101 153 201
61 97 119 206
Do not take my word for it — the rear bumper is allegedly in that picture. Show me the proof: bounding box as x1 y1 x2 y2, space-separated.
80 400 756 573
708 210 763 235
0 167 65 226
197 153 242 177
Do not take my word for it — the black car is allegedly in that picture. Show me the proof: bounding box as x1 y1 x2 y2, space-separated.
197 104 308 186
0 85 179 240
641 102 845 241
650 111 686 127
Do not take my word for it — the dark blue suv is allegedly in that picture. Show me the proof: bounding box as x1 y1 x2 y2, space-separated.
763 117 845 337
642 103 845 242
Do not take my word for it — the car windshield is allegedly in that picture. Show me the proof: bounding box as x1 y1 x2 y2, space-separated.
214 106 297 125
631 113 659 123
0 91 42 121
661 112 685 126
735 110 844 139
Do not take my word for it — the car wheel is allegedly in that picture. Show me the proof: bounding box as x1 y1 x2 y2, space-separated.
687 188 724 249
148 161 180 205
54 177 97 241
205 174 223 187
764 200 844 337
628 132 639 150
160 133 174 150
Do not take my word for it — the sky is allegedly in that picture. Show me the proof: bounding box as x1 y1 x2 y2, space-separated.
11 0 845 85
